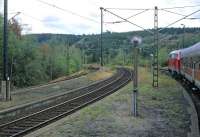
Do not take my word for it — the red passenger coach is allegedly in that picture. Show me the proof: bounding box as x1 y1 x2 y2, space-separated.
168 50 181 75
168 42 200 89
180 42 200 85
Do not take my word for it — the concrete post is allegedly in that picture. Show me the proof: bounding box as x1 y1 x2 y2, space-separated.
1 81 7 100
6 80 11 100
132 45 138 116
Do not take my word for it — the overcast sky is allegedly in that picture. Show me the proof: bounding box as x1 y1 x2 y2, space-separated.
0 0 200 34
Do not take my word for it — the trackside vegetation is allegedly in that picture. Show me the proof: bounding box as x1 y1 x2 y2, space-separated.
26 68 190 137
0 14 200 87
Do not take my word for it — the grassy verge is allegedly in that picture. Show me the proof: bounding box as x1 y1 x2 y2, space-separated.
27 67 190 137
0 69 114 111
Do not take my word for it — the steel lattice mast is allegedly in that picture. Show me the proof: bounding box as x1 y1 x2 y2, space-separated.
153 6 159 87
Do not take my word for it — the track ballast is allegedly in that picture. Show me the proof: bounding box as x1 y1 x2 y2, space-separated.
0 68 132 137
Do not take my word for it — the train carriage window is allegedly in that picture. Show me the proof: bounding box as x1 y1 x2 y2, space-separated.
174 54 177 58
171 53 178 59
197 57 200 69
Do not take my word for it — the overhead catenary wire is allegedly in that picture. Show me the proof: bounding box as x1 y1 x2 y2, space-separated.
158 34 173 42
159 9 200 32
102 4 200 52
187 17 200 20
8 12 21 20
105 8 153 11
8 11 44 23
104 9 149 24
161 4 200 10
105 4 200 11
20 12 44 22
103 8 154 34
160 9 186 17
36 0 99 24
160 9 200 20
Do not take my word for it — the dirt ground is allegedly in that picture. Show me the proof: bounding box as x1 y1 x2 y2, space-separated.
26 68 192 137
0 69 113 111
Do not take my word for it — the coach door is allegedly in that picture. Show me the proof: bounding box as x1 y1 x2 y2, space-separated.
192 62 196 82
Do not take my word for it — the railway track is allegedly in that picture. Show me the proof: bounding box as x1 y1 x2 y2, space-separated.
177 77 200 131
161 69 200 133
12 70 89 95
0 68 132 137
0 68 123 125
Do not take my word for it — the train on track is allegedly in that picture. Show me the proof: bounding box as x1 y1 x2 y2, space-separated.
168 41 200 89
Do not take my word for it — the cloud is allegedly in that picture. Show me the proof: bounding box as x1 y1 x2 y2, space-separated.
40 15 94 34
4 0 200 34
42 16 72 33
0 0 3 13
43 16 60 23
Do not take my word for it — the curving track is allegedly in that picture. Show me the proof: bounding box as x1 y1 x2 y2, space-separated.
0 68 132 137
161 68 200 134
177 77 200 132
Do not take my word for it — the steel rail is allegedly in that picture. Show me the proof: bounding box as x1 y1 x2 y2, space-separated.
0 69 121 125
161 69 200 133
0 68 132 137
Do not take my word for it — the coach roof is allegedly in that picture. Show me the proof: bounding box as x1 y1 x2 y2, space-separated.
181 42 200 58
169 50 181 55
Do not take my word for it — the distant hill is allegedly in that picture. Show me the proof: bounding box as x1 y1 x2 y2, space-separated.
24 27 200 66
1 13 200 87
26 33 82 45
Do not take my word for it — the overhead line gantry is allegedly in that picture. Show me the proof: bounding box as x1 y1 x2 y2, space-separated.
100 5 200 87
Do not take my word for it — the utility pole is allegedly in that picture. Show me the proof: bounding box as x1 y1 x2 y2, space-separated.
107 49 110 64
83 49 86 64
100 7 103 67
50 47 54 80
80 48 85 68
152 6 159 87
181 24 185 49
1 0 10 101
123 49 126 65
83 49 85 65
66 42 70 75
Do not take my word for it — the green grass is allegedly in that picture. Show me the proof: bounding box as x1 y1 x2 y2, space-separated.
32 67 190 137
138 68 190 130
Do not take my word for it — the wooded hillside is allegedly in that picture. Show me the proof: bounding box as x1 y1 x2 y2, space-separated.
0 15 200 87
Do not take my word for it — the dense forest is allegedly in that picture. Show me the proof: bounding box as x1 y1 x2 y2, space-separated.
0 16 83 88
0 14 200 88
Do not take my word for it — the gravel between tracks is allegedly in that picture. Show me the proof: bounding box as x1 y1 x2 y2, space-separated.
0 69 113 111
25 68 191 137
0 68 127 137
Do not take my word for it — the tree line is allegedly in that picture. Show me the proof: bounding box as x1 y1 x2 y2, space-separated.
1 14 200 88
0 16 83 88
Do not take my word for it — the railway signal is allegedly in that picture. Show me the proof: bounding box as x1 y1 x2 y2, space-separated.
131 36 142 117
